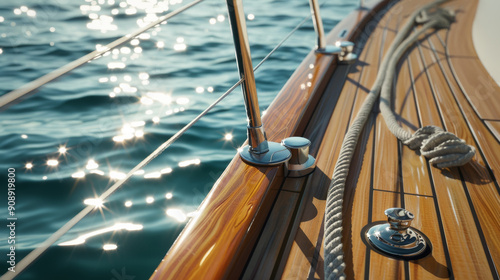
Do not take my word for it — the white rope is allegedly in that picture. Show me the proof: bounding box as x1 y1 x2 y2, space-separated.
0 11 314 279
323 1 461 279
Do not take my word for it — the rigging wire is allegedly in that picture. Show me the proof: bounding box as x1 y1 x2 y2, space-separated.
0 0 204 110
0 9 313 280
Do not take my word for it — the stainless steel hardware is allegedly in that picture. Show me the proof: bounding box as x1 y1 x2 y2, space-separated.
309 0 341 54
308 0 358 64
226 0 291 166
281 137 316 177
363 208 432 259
335 41 358 64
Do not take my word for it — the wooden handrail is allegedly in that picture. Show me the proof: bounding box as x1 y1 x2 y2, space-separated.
150 1 388 279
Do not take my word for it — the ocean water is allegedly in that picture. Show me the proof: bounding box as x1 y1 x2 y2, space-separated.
0 0 357 279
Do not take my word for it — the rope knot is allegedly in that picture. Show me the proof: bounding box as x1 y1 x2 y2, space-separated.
415 7 455 29
403 125 475 168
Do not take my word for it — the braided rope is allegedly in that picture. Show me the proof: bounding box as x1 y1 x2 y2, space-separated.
323 1 463 279
379 7 475 169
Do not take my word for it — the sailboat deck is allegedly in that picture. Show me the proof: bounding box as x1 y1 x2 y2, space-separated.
243 0 500 279
151 0 499 278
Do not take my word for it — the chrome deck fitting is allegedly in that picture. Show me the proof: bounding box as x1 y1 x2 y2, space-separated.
335 41 358 64
226 0 291 167
363 208 432 260
281 137 316 177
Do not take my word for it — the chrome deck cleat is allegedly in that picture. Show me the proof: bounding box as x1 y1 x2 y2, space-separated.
363 208 432 260
335 41 358 64
281 137 316 177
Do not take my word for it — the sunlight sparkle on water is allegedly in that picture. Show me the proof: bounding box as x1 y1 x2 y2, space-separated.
247 14 255 20
58 146 67 154
140 96 154 105
110 171 126 180
165 193 173 199
21 134 28 139
90 169 105 176
161 167 172 174
139 72 149 80
25 163 33 169
107 62 126 69
195 87 204 94
178 159 200 168
146 196 155 204
144 172 161 179
86 159 99 170
59 223 143 246
147 92 172 104
72 171 86 179
176 97 189 105
224 133 233 141
124 201 133 207
173 37 187 52
135 130 144 138
83 198 104 208
47 159 59 167
103 244 117 251
134 169 145 175
166 209 187 222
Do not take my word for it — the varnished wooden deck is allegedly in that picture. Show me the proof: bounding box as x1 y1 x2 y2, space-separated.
151 0 500 279
243 0 500 279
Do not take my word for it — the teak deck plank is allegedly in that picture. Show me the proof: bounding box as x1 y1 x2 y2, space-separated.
485 120 500 143
372 4 402 194
408 30 494 279
242 190 300 280
398 58 434 197
444 0 500 121
405 195 450 279
368 191 405 280
423 31 500 274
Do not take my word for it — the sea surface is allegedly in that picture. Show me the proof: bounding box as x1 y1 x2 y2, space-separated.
0 0 357 279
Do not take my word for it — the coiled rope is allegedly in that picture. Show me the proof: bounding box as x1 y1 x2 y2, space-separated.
324 1 475 279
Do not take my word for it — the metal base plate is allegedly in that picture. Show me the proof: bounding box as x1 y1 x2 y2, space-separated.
240 141 291 166
361 221 432 260
287 155 316 177
315 45 342 55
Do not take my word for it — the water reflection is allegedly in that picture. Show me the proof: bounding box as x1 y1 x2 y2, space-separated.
178 159 200 167
47 159 59 167
166 209 186 222
103 244 118 251
83 198 104 208
146 196 155 204
59 223 143 246
58 146 68 154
